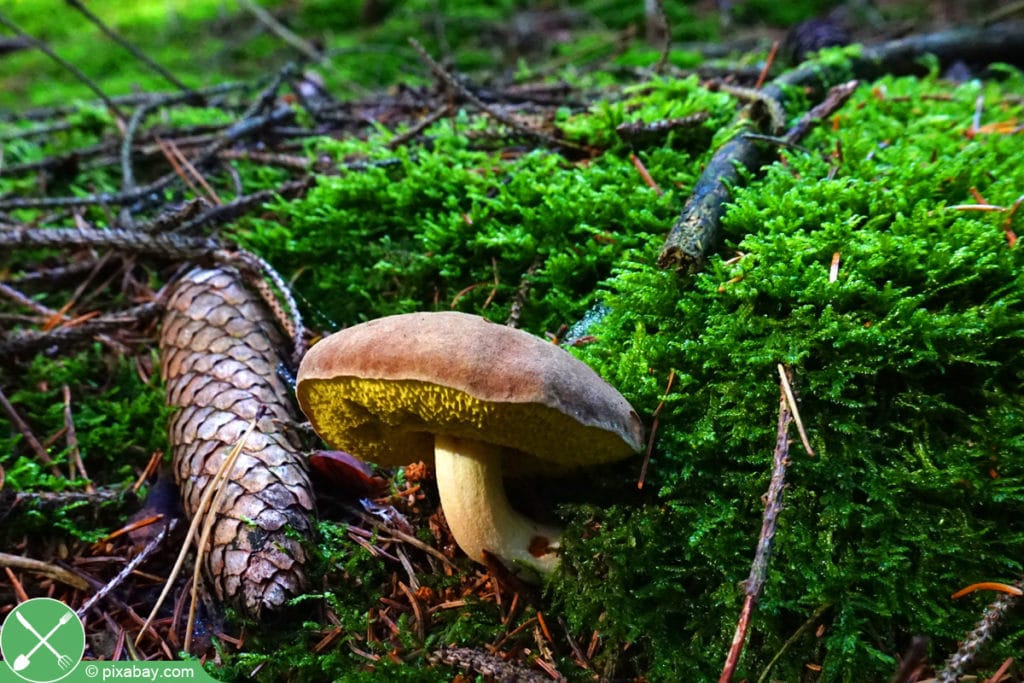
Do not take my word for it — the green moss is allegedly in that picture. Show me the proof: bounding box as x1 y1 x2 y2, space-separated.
3 3 1023 679
0 348 168 543
1 348 169 488
234 120 683 332
554 71 1024 681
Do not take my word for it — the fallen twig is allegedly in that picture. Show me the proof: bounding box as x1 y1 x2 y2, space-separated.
386 105 452 150
238 0 323 62
935 576 1024 682
0 106 294 211
783 79 859 145
0 551 89 590
0 302 162 358
65 0 192 93
408 38 588 153
0 387 64 477
0 11 126 120
77 518 178 619
432 646 550 683
658 22 1024 272
719 369 797 683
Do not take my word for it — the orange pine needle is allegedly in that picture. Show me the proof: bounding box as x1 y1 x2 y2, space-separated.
536 610 554 643
100 514 165 543
629 152 663 196
5 567 30 603
1003 195 1022 248
755 40 779 90
951 582 1023 600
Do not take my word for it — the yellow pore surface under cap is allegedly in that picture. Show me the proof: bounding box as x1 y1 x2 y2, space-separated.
298 376 639 473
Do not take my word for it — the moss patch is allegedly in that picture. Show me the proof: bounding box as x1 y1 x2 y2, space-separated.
556 71 1024 681
2 3 1023 680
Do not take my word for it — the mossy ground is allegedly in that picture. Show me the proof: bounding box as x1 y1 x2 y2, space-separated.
2 2 1023 682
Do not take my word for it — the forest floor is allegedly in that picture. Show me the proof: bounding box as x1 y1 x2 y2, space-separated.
2 2 1024 682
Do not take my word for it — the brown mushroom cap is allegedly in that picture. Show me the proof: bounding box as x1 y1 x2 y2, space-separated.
295 311 644 472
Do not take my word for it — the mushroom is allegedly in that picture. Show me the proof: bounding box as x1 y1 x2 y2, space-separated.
295 311 644 577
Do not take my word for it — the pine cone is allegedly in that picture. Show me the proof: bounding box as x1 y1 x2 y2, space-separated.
160 267 315 619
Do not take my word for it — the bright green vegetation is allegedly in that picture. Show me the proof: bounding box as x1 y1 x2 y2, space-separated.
241 67 1024 681
3 1 1023 682
556 72 1024 680
0 0 830 111
0 349 169 543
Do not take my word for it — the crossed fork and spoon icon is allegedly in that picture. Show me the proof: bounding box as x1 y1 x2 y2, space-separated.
11 611 75 672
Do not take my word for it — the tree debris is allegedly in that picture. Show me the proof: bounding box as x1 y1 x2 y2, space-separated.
658 22 1024 272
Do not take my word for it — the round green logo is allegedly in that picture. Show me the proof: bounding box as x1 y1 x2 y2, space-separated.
0 598 85 683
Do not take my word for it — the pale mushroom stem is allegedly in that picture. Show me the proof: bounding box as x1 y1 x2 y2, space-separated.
433 434 562 578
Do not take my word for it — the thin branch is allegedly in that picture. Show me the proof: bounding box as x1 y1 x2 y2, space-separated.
177 176 313 233
783 79 859 145
0 106 294 210
432 646 550 683
386 105 452 150
345 505 459 570
936 576 1024 683
408 38 587 153
64 0 192 92
238 0 323 62
650 0 671 74
0 227 221 262
0 303 162 358
6 487 129 515
719 373 795 683
0 282 64 319
658 22 1024 272
0 387 63 477
0 552 89 590
76 518 179 619
0 11 125 120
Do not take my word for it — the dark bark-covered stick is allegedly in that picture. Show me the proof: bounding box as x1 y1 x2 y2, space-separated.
658 128 765 271
782 78 859 145
719 371 795 683
6 487 129 514
175 176 314 235
658 22 1024 272
408 38 587 153
386 105 452 150
0 106 294 211
0 303 162 358
0 226 221 260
